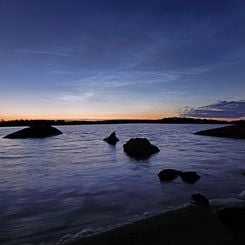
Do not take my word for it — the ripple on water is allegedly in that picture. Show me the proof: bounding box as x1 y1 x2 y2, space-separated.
0 124 244 244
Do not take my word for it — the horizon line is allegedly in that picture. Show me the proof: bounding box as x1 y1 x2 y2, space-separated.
0 116 241 122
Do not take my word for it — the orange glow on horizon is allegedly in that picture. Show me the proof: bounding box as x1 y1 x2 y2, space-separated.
0 112 175 121
0 113 241 122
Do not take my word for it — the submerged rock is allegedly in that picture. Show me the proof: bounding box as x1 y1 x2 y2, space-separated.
218 207 245 233
103 132 119 145
180 171 201 184
123 138 160 160
158 169 182 181
191 193 209 206
194 125 245 139
4 124 62 139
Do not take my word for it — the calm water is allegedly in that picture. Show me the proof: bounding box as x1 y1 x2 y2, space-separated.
0 124 245 244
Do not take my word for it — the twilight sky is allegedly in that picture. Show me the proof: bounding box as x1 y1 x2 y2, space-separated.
0 0 245 120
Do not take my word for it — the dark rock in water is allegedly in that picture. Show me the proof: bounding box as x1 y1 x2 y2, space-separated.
158 169 182 181
180 171 201 184
123 138 160 160
3 125 62 139
103 132 119 145
191 193 209 206
194 125 245 139
218 207 245 233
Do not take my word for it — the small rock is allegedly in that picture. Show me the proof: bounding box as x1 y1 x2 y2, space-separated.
180 171 201 184
158 169 182 181
191 193 209 206
103 132 119 145
123 138 160 160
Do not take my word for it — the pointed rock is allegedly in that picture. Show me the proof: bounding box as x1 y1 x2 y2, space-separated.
103 132 119 145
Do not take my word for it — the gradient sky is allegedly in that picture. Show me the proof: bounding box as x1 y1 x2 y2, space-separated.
0 0 245 120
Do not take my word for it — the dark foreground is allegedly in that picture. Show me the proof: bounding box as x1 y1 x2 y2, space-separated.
63 205 245 245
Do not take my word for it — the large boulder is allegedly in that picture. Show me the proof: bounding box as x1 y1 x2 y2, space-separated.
4 124 62 139
123 138 160 160
217 207 245 233
103 132 119 145
180 171 201 184
158 169 182 181
194 125 245 139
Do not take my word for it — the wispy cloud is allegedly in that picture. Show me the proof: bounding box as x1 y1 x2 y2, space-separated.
56 70 181 90
181 100 245 118
17 49 70 57
58 92 94 103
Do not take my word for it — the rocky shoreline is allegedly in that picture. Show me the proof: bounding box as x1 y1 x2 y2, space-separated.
58 197 245 245
60 206 244 245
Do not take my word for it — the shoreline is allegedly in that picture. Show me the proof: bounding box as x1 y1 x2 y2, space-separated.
59 203 245 245
0 118 236 128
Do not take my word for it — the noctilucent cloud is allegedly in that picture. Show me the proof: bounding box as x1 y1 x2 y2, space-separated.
0 0 245 120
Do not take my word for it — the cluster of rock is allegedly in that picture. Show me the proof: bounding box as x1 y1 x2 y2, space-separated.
103 130 245 235
158 168 201 184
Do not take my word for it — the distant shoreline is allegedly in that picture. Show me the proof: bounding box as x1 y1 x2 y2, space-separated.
1 117 243 128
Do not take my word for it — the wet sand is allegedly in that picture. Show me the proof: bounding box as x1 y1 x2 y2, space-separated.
64 205 244 245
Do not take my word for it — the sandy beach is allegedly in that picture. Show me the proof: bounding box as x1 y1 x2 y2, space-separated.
64 205 245 245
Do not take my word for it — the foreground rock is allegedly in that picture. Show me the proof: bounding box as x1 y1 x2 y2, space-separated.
158 169 182 181
195 125 245 139
103 132 119 145
4 125 62 139
180 171 201 184
191 193 209 206
218 207 245 233
123 138 160 160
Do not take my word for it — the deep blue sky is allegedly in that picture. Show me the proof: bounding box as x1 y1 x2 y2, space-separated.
0 0 245 119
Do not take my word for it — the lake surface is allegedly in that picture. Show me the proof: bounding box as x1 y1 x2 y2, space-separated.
0 124 245 244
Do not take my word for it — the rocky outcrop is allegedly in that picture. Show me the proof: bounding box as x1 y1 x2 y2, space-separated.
4 124 62 139
180 171 201 184
158 169 182 181
103 132 119 145
194 125 245 139
218 207 245 233
123 138 160 160
191 193 209 206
